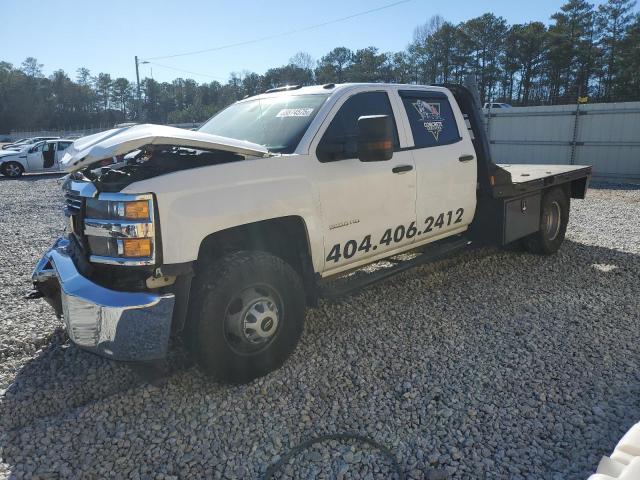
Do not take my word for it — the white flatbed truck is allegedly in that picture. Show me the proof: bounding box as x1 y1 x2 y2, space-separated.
32 83 591 383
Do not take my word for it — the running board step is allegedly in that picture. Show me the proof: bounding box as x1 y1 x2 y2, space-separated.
319 237 471 299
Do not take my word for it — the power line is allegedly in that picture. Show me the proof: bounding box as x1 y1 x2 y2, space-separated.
144 0 413 61
145 61 228 81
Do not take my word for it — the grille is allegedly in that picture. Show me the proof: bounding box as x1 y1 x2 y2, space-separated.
65 190 83 216
63 187 85 243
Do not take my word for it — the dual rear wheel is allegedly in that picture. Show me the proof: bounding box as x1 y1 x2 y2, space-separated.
523 187 570 254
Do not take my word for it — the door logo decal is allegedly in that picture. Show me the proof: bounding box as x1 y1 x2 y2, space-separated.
412 100 444 141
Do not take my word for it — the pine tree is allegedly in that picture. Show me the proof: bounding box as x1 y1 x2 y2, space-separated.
597 0 637 98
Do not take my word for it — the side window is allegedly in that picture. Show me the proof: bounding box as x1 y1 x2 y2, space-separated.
400 91 461 148
57 142 72 151
318 91 399 162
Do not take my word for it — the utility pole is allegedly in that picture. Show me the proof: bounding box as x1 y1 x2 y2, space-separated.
135 56 149 121
135 56 142 121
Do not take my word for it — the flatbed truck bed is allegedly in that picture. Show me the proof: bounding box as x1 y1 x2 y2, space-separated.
492 164 591 198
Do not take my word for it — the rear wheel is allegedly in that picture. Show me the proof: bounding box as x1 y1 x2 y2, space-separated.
186 250 306 383
1 162 24 178
523 187 569 254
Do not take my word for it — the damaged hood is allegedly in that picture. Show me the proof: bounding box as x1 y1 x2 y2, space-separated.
60 124 269 173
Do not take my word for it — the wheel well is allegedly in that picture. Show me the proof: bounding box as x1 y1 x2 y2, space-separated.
196 216 317 304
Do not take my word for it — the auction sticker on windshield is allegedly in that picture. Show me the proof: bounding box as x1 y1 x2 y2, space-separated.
276 108 315 118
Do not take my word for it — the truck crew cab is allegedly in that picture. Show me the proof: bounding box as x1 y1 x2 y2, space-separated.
32 83 591 383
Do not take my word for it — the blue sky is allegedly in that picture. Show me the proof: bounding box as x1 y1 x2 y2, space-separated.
1 0 623 84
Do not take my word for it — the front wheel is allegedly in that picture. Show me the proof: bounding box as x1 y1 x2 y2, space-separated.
185 250 306 383
1 162 24 178
523 187 569 254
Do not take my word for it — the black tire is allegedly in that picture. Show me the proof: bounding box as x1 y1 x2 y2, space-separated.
523 187 569 254
1 161 24 178
185 250 306 383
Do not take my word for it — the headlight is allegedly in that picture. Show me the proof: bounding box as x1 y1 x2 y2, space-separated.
124 201 150 220
86 198 151 221
83 194 157 265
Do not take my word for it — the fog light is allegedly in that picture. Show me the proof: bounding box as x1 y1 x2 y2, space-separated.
122 238 152 257
124 201 150 220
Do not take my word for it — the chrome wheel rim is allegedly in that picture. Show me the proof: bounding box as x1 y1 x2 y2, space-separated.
545 201 561 241
6 164 21 177
223 284 282 354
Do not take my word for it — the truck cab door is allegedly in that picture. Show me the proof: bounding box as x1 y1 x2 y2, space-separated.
396 89 477 240
313 90 417 275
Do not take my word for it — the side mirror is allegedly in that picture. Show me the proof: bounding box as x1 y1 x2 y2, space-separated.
357 115 394 162
28 146 36 153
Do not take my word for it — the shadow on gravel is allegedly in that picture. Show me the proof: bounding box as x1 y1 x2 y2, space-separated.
0 337 195 433
0 239 639 478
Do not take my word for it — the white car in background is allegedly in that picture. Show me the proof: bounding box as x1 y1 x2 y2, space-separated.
0 139 74 177
483 102 512 109
1 136 60 150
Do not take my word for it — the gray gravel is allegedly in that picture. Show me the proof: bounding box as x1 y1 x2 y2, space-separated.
1 175 639 479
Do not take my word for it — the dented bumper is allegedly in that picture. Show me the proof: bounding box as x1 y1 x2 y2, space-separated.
32 238 175 361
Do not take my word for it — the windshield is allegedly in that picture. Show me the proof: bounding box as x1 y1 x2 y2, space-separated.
199 93 329 154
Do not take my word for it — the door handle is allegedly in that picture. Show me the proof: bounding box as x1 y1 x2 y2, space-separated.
458 154 474 162
392 164 413 174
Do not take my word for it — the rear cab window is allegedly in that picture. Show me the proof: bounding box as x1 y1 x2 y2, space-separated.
399 90 461 149
317 91 399 162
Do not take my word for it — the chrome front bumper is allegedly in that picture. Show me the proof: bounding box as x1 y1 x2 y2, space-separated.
32 238 175 361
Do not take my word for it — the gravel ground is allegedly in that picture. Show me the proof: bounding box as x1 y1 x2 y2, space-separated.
0 175 639 479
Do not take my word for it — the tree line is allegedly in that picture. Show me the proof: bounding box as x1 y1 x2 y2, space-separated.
0 0 638 133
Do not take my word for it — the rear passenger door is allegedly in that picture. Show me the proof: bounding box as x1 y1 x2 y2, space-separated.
398 90 477 240
55 142 72 167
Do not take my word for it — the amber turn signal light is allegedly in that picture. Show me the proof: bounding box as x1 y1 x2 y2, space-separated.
124 201 150 220
364 140 393 151
122 238 152 257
